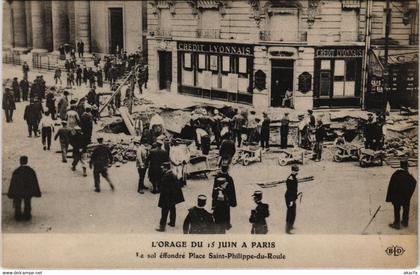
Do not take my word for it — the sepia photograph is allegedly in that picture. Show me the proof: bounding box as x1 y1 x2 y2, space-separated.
1 0 418 270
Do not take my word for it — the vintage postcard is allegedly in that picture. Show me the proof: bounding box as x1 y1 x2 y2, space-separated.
1 0 418 270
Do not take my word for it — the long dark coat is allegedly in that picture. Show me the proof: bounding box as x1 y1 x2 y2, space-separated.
158 170 185 208
148 147 169 183
2 91 15 110
24 104 41 123
386 169 416 205
219 139 236 159
8 166 41 199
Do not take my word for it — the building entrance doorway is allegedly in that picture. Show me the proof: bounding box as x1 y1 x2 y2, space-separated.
271 60 294 107
159 51 172 90
109 8 123 54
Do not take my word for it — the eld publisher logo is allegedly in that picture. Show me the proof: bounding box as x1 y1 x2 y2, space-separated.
385 245 405 256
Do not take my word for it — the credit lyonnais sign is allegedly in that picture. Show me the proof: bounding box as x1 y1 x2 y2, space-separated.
315 47 363 58
177 42 254 57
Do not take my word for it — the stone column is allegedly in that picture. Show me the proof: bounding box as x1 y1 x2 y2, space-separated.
51 1 68 51
43 1 54 52
25 1 32 49
74 1 91 53
12 1 28 50
3 1 13 50
31 1 47 52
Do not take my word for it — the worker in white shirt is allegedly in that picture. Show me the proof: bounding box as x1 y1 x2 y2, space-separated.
40 114 55 151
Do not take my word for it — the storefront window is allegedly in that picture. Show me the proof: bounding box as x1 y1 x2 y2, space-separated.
198 54 206 70
222 56 230 72
183 53 192 69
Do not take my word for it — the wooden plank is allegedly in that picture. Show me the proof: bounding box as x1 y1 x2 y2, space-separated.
119 107 137 136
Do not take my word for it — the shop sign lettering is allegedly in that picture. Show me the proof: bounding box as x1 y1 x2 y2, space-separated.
177 42 254 56
315 48 363 58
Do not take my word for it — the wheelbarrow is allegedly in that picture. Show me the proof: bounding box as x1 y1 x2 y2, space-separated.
278 149 304 166
359 148 386 168
333 143 361 162
236 146 262 166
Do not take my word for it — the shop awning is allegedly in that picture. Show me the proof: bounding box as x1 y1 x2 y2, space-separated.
368 50 384 77
385 52 418 65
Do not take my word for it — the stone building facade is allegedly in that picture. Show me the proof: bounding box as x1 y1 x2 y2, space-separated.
146 0 418 111
3 1 147 56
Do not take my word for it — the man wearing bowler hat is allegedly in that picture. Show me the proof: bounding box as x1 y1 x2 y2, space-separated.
285 164 300 234
156 162 185 232
183 195 215 234
386 159 417 229
249 191 270 234
148 136 169 194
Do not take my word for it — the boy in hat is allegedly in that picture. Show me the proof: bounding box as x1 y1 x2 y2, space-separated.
183 195 215 234
285 165 300 234
249 191 269 234
89 137 115 192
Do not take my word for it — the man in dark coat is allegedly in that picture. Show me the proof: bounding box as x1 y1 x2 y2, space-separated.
80 107 93 148
12 77 20 102
285 165 299 234
7 156 41 221
75 65 83 86
46 90 57 120
22 62 30 79
364 113 376 149
156 162 185 232
90 137 115 192
249 191 269 234
77 40 84 58
183 195 215 234
24 100 42 137
212 165 237 233
260 112 270 149
70 127 87 176
312 119 325 161
148 138 169 194
386 159 417 229
280 112 290 149
219 132 236 167
29 76 40 100
20 77 29 101
54 121 71 163
87 88 97 106
3 87 16 123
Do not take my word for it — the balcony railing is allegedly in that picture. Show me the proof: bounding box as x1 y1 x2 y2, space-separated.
409 34 419 45
339 31 364 42
197 29 221 39
259 31 307 42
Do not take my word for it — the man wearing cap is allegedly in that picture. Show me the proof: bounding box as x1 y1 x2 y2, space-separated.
156 162 185 232
136 138 150 194
90 137 115 192
7 156 41 221
212 165 237 233
3 87 15 123
148 137 169 194
386 160 417 229
211 109 223 148
312 118 325 162
58 91 69 120
55 121 71 162
183 195 215 234
249 191 270 234
285 165 300 234
232 109 246 147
